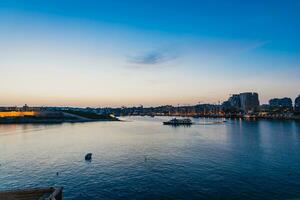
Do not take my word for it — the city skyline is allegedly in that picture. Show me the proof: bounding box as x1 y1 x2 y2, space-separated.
1 0 300 107
1 92 299 109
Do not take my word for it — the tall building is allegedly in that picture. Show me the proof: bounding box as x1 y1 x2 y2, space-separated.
228 94 241 108
295 95 300 112
239 92 259 113
223 92 259 113
22 104 29 111
269 98 293 108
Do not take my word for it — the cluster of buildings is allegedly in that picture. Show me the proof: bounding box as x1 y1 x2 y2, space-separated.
222 92 260 113
0 104 39 118
0 105 64 118
0 104 40 112
0 93 300 120
99 93 300 119
258 96 300 119
296 96 300 112
221 93 300 119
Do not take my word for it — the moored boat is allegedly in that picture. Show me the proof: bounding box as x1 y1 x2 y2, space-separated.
163 118 192 125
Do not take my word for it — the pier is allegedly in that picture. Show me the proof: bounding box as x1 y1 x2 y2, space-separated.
0 187 63 200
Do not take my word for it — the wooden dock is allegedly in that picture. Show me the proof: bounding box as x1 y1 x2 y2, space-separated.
0 187 62 200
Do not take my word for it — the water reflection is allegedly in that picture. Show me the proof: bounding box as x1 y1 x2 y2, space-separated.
0 117 300 200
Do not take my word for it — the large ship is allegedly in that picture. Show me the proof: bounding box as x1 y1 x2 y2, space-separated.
163 118 192 126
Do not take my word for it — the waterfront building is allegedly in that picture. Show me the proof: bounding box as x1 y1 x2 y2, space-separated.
222 92 259 113
269 98 293 108
221 101 231 110
295 95 300 112
0 107 18 111
223 92 259 113
228 94 241 108
22 104 29 111
0 111 36 117
239 92 260 113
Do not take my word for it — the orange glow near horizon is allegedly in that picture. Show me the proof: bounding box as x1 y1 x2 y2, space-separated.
0 111 36 117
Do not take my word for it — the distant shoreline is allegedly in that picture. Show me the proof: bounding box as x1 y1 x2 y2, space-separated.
119 114 300 121
0 118 120 124
0 113 299 124
0 110 120 124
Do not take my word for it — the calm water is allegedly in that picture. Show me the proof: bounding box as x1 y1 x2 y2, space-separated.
1 117 300 200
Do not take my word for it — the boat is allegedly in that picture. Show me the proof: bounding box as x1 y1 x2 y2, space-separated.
0 187 63 200
163 118 192 126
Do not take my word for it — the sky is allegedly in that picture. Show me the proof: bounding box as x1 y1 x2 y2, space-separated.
0 0 299 107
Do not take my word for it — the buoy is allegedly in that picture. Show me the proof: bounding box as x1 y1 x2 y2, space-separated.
85 153 92 161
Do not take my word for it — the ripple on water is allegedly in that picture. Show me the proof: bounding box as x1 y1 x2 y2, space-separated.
1 117 300 200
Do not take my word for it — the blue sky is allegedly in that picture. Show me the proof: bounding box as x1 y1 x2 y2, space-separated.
0 0 299 106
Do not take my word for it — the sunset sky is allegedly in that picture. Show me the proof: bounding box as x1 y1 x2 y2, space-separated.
0 0 299 107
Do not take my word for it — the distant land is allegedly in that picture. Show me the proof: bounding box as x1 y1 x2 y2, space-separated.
0 107 119 124
0 92 300 123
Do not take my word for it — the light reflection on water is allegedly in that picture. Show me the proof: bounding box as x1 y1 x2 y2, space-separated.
0 117 300 199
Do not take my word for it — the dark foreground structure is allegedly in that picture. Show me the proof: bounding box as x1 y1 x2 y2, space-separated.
0 187 62 200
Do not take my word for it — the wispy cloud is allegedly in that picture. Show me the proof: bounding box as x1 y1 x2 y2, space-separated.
127 48 178 66
237 40 270 53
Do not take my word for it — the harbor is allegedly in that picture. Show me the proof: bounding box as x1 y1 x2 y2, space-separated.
1 117 300 199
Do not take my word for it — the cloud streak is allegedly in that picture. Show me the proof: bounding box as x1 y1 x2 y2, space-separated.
128 48 178 66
